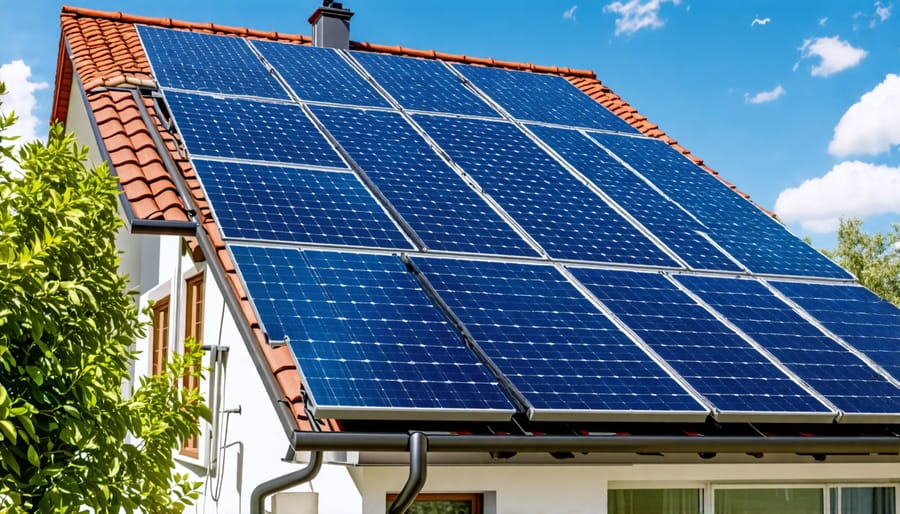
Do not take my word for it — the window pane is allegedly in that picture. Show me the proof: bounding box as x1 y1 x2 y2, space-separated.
609 489 701 514
716 488 822 514
386 494 481 514
833 487 896 514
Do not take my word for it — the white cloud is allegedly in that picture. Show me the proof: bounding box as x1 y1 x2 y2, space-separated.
563 5 578 20
0 60 49 172
874 1 892 23
818 16 829 26
604 0 681 36
829 73 900 157
744 84 785 104
775 161 900 233
751 17 771 27
799 36 867 77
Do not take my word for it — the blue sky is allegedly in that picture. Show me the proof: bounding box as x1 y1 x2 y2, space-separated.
0 0 897 248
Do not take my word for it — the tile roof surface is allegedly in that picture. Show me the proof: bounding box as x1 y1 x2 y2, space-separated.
55 4 774 433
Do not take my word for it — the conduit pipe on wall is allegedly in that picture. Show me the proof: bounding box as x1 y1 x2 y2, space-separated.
388 432 428 514
250 450 323 514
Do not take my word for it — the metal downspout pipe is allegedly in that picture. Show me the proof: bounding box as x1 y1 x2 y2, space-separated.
388 432 429 514
250 450 323 514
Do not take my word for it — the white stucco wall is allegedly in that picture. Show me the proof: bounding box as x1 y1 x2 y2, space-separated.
356 461 900 514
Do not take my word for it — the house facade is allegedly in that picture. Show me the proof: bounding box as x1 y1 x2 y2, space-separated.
51 5 900 514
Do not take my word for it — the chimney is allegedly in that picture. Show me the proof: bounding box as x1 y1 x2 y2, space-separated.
309 1 354 50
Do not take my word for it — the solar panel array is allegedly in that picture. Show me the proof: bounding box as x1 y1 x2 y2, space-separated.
137 25 900 424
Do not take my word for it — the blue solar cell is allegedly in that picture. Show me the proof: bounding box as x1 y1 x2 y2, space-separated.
678 275 900 415
570 268 832 415
251 41 390 107
230 245 515 418
589 133 851 279
194 159 412 248
415 115 678 266
453 63 638 133
530 125 741 272
413 257 706 418
772 281 900 382
312 106 538 257
137 25 288 99
165 91 345 167
352 52 499 117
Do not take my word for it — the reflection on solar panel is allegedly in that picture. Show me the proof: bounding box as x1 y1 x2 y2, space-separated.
231 245 516 420
570 268 831 418
352 52 499 117
413 257 707 421
589 133 850 279
454 63 638 133
415 115 677 266
165 91 345 167
252 41 390 107
137 26 900 426
678 275 900 417
772 281 900 382
137 25 288 99
312 106 537 256
531 125 740 272
194 159 412 248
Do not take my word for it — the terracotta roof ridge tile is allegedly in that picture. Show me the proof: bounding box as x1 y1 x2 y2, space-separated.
61 5 312 43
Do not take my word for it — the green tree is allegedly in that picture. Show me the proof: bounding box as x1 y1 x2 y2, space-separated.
824 218 900 306
0 82 208 512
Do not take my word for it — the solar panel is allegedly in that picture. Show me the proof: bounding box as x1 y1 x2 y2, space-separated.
677 275 900 418
137 25 288 100
230 245 516 420
412 257 708 421
530 125 741 272
569 267 834 419
589 133 851 279
414 115 678 266
453 63 638 133
252 41 390 108
193 159 413 248
351 52 499 117
771 281 900 383
164 91 345 168
311 106 538 257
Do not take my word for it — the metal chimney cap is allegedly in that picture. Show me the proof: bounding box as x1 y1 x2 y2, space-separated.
308 3 354 25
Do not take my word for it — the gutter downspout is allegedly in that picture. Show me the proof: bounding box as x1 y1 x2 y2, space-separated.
250 450 323 514
388 432 428 514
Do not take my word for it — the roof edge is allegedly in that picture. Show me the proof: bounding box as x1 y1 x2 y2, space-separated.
59 5 595 79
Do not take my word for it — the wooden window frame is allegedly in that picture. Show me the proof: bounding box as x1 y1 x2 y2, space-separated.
150 296 170 376
180 273 204 459
385 493 483 514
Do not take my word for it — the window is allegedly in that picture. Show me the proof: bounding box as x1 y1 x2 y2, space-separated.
150 296 170 376
715 488 823 514
831 487 896 514
609 489 702 514
386 493 482 514
180 273 204 458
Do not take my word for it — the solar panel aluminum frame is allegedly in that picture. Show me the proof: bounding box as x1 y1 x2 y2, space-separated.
227 244 517 423
517 124 691 269
307 396 518 423
663 273 841 424
758 278 900 424
411 255 712 423
334 62 548 259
